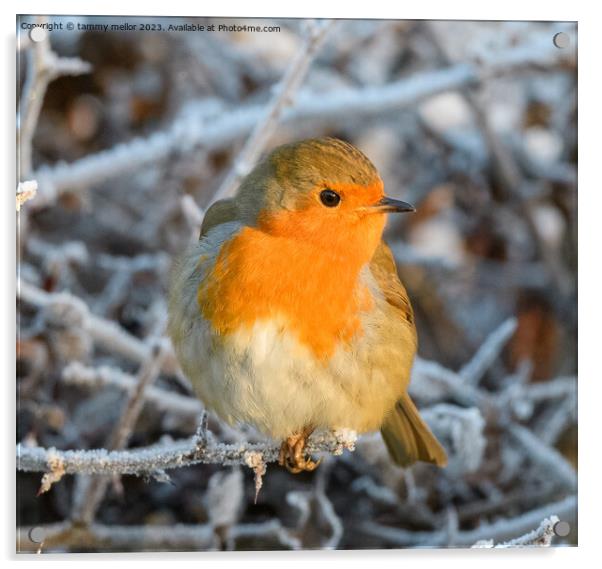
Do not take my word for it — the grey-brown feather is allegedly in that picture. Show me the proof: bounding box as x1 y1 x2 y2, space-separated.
370 242 447 467
200 199 239 238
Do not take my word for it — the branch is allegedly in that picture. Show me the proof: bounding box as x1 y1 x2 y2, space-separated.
524 375 576 403
180 194 206 241
70 343 168 523
17 280 180 375
61 362 203 418
412 318 517 407
17 496 577 551
411 356 491 408
17 401 489 487
508 423 577 490
17 429 358 478
426 22 574 298
459 317 518 385
31 35 567 207
18 17 91 179
212 20 334 201
17 518 305 552
360 495 575 547
474 516 559 548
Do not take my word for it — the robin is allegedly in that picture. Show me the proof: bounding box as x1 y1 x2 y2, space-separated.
168 137 447 473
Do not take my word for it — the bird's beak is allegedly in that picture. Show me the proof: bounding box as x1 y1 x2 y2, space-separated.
370 196 416 214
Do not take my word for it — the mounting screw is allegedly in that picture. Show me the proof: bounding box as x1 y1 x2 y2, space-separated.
29 27 47 43
553 520 571 537
28 526 46 543
553 32 570 49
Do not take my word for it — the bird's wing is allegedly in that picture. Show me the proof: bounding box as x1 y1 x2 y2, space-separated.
369 240 415 328
370 241 448 467
200 198 240 238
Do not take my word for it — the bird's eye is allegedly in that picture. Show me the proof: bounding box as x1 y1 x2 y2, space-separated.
319 189 341 207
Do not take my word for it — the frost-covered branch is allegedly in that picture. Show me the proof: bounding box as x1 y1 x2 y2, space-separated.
18 398 493 483
180 194 206 241
508 423 577 490
17 429 358 478
17 519 303 552
71 342 168 523
61 362 203 418
360 495 575 547
18 18 91 179
474 515 559 548
31 35 567 207
459 318 518 385
412 356 492 408
17 280 180 375
213 20 334 201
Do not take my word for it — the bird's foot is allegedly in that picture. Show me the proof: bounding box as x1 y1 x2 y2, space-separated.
278 426 321 474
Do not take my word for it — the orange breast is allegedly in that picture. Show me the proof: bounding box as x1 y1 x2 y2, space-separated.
198 224 377 360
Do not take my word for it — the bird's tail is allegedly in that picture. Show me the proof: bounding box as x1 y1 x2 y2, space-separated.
380 393 448 467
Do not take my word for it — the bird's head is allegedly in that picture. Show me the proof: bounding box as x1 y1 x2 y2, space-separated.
236 137 414 256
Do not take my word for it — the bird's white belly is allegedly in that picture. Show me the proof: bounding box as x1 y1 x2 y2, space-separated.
177 313 401 440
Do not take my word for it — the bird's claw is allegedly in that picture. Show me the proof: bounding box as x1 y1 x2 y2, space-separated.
278 428 321 473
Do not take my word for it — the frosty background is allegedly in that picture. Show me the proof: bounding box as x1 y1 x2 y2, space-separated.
16 16 577 552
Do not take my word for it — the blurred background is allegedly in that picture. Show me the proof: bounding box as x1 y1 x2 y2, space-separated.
17 16 577 552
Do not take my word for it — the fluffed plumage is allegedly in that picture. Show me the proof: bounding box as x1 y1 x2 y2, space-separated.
168 137 447 471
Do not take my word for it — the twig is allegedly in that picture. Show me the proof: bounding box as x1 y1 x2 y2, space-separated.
459 318 518 385
61 362 203 418
524 376 577 403
31 36 567 207
16 180 38 211
535 397 577 446
359 494 575 547
17 280 180 375
17 520 216 552
426 22 574 297
212 20 334 201
180 194 205 240
71 342 168 523
17 518 305 552
480 516 559 548
508 423 577 490
18 17 91 179
412 357 492 408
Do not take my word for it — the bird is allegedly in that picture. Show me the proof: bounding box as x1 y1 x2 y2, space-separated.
168 137 447 473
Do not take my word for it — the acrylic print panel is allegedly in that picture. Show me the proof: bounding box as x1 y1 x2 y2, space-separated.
16 15 577 553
